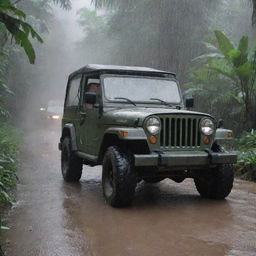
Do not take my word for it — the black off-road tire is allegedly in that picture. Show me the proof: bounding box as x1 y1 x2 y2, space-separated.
61 137 83 182
102 146 137 207
194 143 234 199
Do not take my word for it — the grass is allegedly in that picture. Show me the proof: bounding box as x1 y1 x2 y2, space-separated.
0 124 21 230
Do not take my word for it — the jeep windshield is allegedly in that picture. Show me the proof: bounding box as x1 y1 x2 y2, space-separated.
103 75 181 104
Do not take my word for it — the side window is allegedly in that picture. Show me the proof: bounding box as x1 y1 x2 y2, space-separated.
66 76 81 107
83 78 100 110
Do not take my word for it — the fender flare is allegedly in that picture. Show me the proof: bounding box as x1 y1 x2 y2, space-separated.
60 123 78 151
214 128 234 143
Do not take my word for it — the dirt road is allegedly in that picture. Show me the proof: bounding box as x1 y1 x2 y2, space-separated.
1 129 256 256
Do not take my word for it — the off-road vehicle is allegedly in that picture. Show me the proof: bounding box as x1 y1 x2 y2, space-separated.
59 64 237 207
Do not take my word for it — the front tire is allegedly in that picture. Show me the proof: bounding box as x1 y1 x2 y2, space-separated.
102 146 137 207
61 137 83 182
194 164 234 199
194 144 234 199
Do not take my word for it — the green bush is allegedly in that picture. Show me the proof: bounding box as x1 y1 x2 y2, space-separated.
0 124 21 230
235 130 256 181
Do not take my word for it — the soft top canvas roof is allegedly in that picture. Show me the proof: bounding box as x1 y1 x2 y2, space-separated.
69 64 176 78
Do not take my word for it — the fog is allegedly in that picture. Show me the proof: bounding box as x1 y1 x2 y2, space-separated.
36 0 92 101
2 2 256 256
15 0 93 127
6 0 254 132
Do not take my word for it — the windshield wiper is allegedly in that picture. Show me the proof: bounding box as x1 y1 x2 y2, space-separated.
115 97 137 106
150 98 173 107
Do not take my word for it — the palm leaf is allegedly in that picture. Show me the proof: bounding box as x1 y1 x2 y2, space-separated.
235 62 254 83
52 0 72 10
214 30 234 58
192 53 224 61
238 36 249 66
207 65 236 81
0 3 26 19
238 36 248 55
0 1 43 63
0 12 43 63
203 42 218 51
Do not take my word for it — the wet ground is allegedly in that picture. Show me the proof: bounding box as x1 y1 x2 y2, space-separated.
1 128 256 256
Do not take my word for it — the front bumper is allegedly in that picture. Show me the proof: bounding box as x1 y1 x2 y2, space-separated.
134 151 237 167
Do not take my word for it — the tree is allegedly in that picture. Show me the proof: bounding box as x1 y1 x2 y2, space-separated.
191 30 256 130
86 0 221 79
91 0 256 28
0 0 72 64
0 0 43 63
252 0 256 25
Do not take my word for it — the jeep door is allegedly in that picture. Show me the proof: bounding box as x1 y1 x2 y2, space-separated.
63 74 83 146
77 75 101 156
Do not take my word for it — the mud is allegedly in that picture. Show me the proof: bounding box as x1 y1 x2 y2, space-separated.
1 128 256 256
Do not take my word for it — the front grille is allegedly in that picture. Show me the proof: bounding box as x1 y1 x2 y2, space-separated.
160 116 201 149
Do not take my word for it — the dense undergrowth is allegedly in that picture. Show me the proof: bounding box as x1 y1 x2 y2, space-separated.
235 130 256 181
0 124 21 232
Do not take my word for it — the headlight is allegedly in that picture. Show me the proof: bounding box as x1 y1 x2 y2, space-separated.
146 117 161 135
51 115 60 120
201 118 214 136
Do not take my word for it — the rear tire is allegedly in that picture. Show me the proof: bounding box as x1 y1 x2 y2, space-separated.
194 143 234 199
102 146 137 207
61 137 83 182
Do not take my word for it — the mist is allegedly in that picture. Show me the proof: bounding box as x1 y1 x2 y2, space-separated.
7 0 94 128
1 1 256 255
1 0 255 132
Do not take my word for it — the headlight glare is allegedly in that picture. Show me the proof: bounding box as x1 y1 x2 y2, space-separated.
51 115 60 120
146 117 161 135
201 118 214 135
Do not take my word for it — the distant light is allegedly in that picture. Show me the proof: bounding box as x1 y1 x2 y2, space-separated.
51 115 60 120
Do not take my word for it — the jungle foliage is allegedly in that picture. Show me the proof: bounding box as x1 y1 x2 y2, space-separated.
79 0 222 79
235 130 256 181
187 31 256 132
0 0 71 247
92 0 256 27
0 0 43 64
0 124 21 231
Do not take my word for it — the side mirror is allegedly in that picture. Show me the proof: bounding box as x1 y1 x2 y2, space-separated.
84 92 97 105
217 119 224 128
185 98 194 108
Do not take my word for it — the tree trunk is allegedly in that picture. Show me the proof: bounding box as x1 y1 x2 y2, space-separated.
252 0 256 26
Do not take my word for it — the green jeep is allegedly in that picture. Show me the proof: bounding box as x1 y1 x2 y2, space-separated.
59 64 237 207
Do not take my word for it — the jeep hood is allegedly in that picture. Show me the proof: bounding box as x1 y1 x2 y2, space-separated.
102 107 213 126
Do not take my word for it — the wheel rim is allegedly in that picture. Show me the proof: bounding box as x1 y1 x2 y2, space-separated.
104 160 114 198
